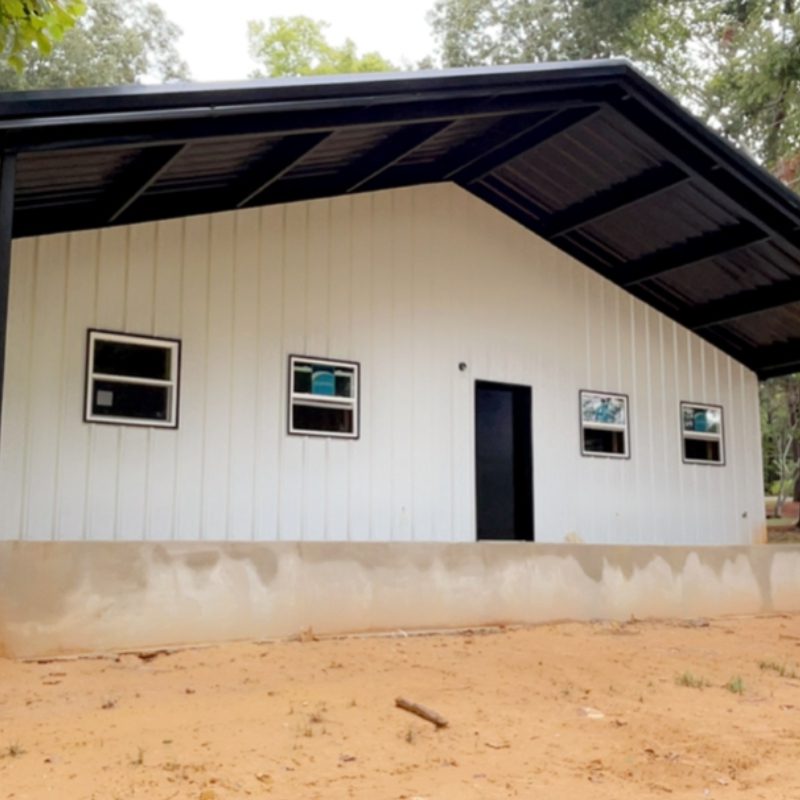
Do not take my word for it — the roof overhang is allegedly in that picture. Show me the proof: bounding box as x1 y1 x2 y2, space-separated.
1 60 798 378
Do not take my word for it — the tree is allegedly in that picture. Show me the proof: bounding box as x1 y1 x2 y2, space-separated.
0 0 189 90
428 0 800 172
761 376 800 521
248 16 395 78
0 0 84 70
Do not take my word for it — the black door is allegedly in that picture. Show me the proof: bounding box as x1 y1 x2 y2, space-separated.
475 381 533 541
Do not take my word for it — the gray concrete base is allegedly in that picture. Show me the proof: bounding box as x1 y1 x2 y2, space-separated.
2 541 800 659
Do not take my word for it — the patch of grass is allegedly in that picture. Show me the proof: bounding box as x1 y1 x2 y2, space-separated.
725 676 745 695
404 726 416 744
3 742 25 758
675 671 710 689
759 660 798 679
131 747 144 766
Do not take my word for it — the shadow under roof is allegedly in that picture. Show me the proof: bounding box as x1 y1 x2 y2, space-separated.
1 60 798 378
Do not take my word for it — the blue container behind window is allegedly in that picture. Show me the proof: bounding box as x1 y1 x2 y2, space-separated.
312 368 335 396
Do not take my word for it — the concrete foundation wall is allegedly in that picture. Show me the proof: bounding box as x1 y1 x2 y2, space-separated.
2 541 799 659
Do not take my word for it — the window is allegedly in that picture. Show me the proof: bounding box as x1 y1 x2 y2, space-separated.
85 330 180 428
681 402 724 465
580 390 629 458
288 355 359 438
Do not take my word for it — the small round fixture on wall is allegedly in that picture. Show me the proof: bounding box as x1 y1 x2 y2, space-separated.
458 362 468 372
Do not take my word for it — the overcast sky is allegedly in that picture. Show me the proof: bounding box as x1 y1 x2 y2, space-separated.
157 0 437 82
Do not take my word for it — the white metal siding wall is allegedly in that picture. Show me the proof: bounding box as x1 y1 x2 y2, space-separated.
0 183 765 544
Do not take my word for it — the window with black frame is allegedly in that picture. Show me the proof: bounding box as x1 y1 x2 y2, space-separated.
681 402 724 465
288 355 359 438
85 330 180 428
579 390 630 458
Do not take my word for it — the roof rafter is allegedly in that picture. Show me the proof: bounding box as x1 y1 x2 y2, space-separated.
107 144 187 223
616 222 769 287
750 339 800 378
453 105 603 184
244 122 452 208
686 277 800 330
234 132 331 209
544 163 689 238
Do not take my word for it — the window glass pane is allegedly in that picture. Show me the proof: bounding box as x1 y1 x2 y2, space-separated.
293 363 313 394
91 380 170 421
683 405 721 434
334 369 353 398
94 338 171 380
292 403 353 435
583 428 626 455
581 393 626 425
684 437 721 463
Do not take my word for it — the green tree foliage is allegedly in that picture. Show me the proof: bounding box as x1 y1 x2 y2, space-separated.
428 0 800 173
761 376 800 519
428 0 654 67
248 16 395 78
0 0 189 90
0 0 85 70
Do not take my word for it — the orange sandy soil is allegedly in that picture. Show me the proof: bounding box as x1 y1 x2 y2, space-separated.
3 616 800 799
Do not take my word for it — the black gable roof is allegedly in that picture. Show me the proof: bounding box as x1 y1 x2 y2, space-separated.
1 60 798 378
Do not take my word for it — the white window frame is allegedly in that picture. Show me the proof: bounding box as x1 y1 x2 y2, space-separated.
85 330 180 428
288 355 359 439
681 401 725 466
579 389 630 459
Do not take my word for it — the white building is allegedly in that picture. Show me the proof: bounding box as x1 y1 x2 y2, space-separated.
1 62 799 656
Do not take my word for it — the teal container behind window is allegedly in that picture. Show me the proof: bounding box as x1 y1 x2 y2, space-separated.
312 368 336 396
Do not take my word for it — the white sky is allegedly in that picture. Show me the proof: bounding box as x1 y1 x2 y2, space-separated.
156 0 437 82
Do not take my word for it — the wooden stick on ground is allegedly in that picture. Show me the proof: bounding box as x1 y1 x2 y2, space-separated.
395 697 449 728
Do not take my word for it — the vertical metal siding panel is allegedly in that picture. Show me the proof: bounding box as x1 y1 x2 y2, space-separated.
428 185 454 541
617 291 638 540
326 198 353 539
228 208 260 540
85 228 126 540
649 314 668 543
629 299 653 543
659 320 683 543
705 344 724 543
146 219 183 539
253 206 284 540
278 203 307 539
390 189 415 539
0 240 35 540
368 192 395 540
347 195 373 541
202 212 236 538
24 234 68 540
410 187 436 540
302 199 330 541
673 328 693 542
54 231 97 538
173 215 209 540
115 225 156 541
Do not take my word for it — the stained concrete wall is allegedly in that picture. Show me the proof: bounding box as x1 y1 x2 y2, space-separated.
2 541 799 659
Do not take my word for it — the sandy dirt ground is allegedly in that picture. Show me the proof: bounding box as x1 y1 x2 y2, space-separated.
2 615 800 799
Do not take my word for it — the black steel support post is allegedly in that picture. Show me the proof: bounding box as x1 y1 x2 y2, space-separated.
0 150 16 449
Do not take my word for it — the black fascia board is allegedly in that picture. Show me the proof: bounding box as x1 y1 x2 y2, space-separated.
0 60 635 120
